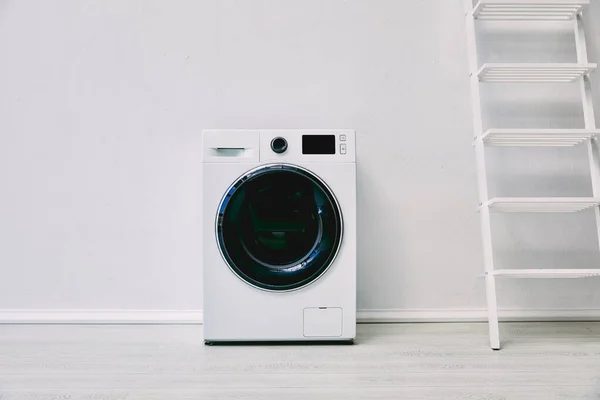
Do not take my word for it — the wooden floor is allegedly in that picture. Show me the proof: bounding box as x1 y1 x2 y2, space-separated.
1 323 600 399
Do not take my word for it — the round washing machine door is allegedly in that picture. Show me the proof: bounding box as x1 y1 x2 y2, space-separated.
216 163 343 292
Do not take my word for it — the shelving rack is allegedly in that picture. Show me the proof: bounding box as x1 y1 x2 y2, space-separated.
464 0 600 349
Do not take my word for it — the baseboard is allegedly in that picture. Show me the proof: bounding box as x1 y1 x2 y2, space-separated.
356 309 600 323
357 309 489 323
0 310 204 324
0 308 599 324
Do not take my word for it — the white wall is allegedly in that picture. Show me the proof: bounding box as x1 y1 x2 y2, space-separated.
0 0 599 319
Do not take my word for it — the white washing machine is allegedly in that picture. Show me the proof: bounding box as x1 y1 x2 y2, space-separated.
202 130 356 344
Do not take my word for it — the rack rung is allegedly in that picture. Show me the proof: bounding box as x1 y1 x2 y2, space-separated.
480 129 598 147
472 0 588 20
493 269 600 278
494 269 600 278
484 197 600 213
478 63 597 83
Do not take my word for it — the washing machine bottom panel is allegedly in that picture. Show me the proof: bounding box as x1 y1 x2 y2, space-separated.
203 254 356 342
203 303 356 342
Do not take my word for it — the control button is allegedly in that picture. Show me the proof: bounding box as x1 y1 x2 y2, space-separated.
340 143 347 154
340 134 346 142
271 137 288 154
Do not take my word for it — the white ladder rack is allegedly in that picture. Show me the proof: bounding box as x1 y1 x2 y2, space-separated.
464 0 600 350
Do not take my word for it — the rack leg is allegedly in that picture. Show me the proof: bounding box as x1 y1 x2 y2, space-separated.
485 273 500 350
476 143 501 350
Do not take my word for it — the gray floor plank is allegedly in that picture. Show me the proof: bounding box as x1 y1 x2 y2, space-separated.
1 323 600 399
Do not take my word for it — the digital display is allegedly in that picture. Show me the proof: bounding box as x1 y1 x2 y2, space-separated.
302 135 336 155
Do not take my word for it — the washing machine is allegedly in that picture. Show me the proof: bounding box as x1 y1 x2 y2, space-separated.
202 130 356 343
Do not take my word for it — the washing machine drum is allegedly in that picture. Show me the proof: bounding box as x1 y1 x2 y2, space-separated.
216 164 343 291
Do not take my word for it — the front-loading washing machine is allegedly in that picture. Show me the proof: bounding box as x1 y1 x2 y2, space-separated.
202 130 356 343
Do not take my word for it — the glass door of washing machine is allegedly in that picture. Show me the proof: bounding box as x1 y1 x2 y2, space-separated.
216 164 343 292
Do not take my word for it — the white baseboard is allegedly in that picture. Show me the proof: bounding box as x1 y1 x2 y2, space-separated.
0 310 204 324
0 308 599 324
357 309 600 323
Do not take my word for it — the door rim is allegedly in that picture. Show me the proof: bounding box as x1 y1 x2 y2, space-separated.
214 163 344 293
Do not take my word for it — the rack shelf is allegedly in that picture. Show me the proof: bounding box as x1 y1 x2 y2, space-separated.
493 269 600 278
480 128 598 146
477 63 597 82
465 0 599 350
485 197 600 213
472 0 588 21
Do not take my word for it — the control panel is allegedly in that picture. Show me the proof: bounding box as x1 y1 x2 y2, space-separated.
260 130 354 162
201 130 355 163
